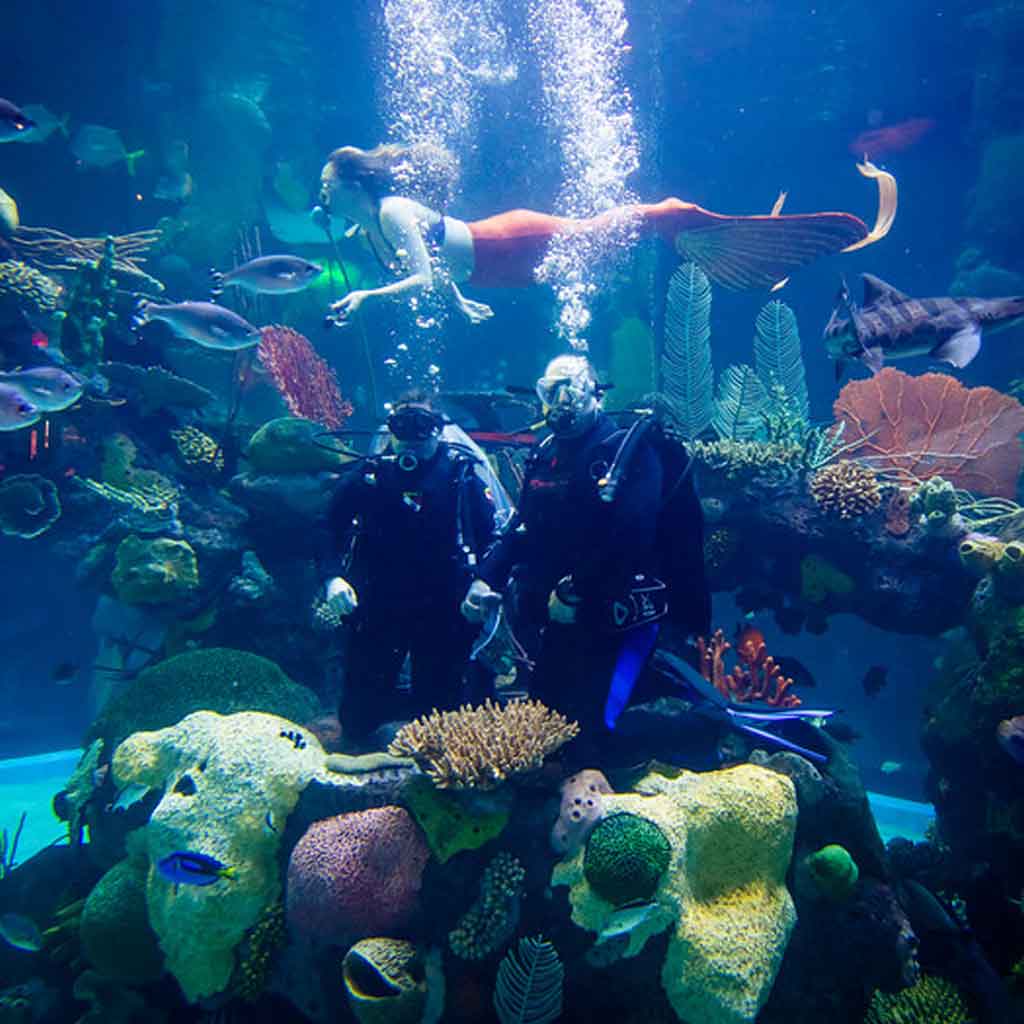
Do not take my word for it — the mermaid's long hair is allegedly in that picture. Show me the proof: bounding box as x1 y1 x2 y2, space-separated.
322 142 459 209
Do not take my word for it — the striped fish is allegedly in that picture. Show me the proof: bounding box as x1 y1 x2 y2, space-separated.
823 273 1024 379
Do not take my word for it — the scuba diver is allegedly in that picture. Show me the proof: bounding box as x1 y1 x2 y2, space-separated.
461 354 711 745
320 392 498 748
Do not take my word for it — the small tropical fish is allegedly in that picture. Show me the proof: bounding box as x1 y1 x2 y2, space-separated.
157 851 236 887
880 760 903 775
135 300 261 351
0 912 43 952
0 367 83 411
8 104 69 143
111 782 153 812
0 98 35 141
0 383 40 431
210 255 322 297
862 665 888 698
51 660 80 685
824 273 1024 378
0 187 19 235
997 716 1024 766
71 124 144 174
594 900 660 945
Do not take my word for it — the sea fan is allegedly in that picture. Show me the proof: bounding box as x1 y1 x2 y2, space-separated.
660 262 713 439
754 300 809 421
713 363 768 440
494 936 564 1024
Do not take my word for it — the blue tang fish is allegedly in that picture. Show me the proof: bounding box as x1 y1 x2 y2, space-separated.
157 851 236 887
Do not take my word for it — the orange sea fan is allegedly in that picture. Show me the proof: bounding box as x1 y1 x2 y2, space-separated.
833 368 1024 498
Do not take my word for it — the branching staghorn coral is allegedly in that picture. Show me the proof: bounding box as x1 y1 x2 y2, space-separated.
8 225 163 284
388 699 579 790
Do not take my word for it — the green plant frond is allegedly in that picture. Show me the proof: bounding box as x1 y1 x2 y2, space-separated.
713 363 768 441
660 262 713 439
494 936 564 1024
754 299 809 422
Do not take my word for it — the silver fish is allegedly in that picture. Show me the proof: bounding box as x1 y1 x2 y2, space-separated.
0 383 40 431
210 254 322 296
0 367 83 412
825 273 1024 378
0 912 43 953
594 900 660 945
9 104 68 143
71 124 144 174
0 98 35 142
136 300 261 350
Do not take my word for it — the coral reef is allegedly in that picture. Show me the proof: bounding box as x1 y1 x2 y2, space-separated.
233 902 286 1002
342 938 429 1024
80 848 163 984
86 647 319 753
696 628 801 707
0 260 62 330
553 765 797 1024
401 776 510 864
809 460 882 519
583 812 671 905
285 805 429 946
258 325 353 429
0 474 61 538
110 534 199 605
111 710 323 1001
686 439 803 480
864 974 971 1023
801 844 859 902
170 426 224 475
245 416 350 474
909 476 965 537
884 489 912 538
550 769 611 855
448 851 525 960
388 699 580 790
833 368 1024 497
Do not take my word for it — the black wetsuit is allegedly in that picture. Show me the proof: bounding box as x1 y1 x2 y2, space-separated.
480 413 708 738
322 443 496 744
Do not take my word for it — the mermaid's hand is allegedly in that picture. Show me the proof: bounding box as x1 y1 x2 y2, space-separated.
452 284 494 325
328 290 369 325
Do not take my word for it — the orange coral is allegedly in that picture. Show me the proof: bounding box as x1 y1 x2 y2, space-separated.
833 368 1024 498
696 628 801 708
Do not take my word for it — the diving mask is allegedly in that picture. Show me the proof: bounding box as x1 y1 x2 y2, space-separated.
387 405 444 442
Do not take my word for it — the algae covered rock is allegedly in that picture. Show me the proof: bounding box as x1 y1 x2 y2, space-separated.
553 764 797 1024
245 417 348 474
111 710 325 1002
80 851 163 984
801 844 859 902
110 535 199 605
86 647 320 752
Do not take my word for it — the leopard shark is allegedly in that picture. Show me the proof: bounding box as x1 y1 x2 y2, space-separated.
824 273 1024 378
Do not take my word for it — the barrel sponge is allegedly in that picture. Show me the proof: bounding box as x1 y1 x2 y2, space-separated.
583 812 671 905
112 710 324 1002
553 764 797 1024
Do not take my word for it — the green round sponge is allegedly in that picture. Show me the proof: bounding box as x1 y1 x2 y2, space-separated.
583 812 671 906
805 844 859 901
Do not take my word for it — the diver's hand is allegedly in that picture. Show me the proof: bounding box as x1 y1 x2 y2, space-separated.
328 290 370 325
324 577 359 617
461 579 501 623
452 285 494 325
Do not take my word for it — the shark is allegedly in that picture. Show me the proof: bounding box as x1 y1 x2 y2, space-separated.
824 273 1024 378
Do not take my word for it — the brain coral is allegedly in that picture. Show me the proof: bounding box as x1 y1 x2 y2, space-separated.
286 806 429 946
583 812 671 905
553 764 797 1024
86 647 319 753
112 710 324 1002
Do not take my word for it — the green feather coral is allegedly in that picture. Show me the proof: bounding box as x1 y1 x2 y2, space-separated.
661 262 713 439
713 363 768 441
754 299 809 422
493 936 563 1024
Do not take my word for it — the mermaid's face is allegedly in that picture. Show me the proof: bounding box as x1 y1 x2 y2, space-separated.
319 162 366 217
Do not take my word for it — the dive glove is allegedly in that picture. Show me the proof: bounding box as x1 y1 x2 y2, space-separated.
324 577 359 617
461 579 501 623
